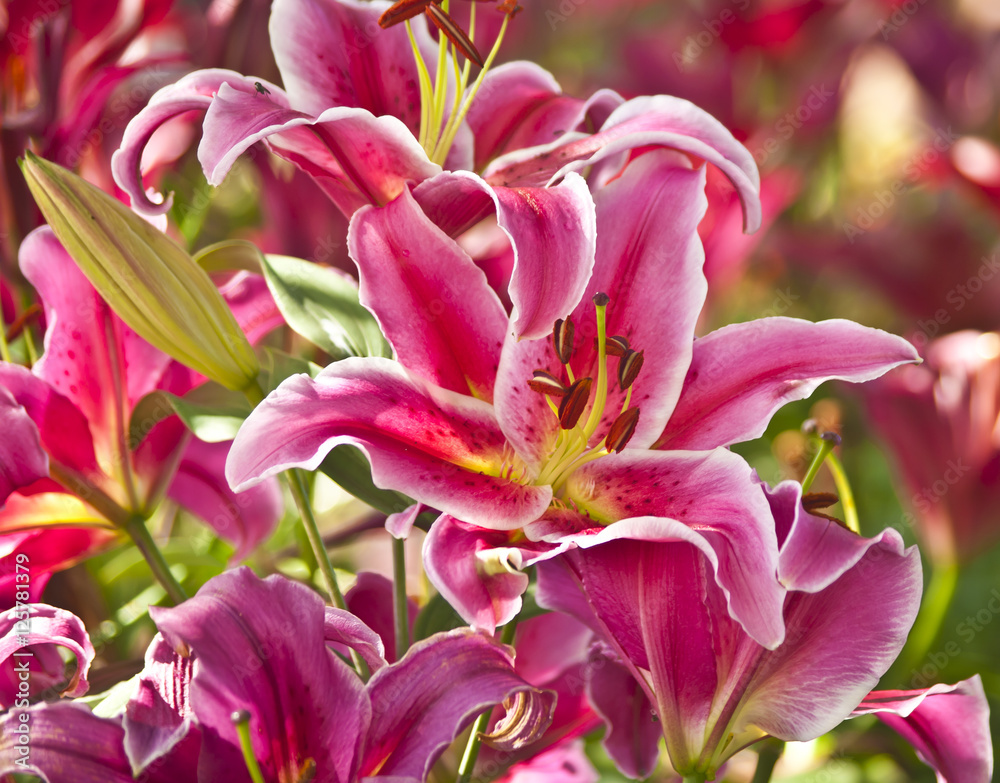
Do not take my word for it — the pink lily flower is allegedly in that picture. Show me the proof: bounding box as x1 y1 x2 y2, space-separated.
111 0 766 340
0 227 283 589
227 146 918 643
851 676 993 783
863 330 1000 564
535 480 924 780
0 567 556 783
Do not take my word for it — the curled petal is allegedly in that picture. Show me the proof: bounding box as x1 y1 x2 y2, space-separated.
324 605 388 674
0 604 95 708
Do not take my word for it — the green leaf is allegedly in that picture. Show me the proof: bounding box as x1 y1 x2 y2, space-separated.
259 345 323 393
78 674 140 718
193 239 265 274
413 591 467 641
318 445 414 515
128 386 251 447
261 253 391 360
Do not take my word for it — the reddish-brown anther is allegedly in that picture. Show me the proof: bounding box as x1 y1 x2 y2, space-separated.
527 370 569 397
425 3 484 67
378 0 432 29
552 317 576 365
618 349 645 390
558 377 593 430
604 335 629 357
606 407 640 453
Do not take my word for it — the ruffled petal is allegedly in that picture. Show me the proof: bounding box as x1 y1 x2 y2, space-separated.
0 604 95 708
658 318 920 450
227 359 552 530
484 94 761 232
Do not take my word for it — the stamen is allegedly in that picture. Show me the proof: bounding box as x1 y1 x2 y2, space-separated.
604 335 629 357
552 318 575 364
378 0 432 28
605 407 640 453
618 349 644 390
580 293 611 439
527 370 568 397
558 378 593 429
231 710 267 783
426 3 484 67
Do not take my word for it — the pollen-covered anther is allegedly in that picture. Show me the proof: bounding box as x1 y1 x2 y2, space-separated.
378 0 431 28
618 348 644 390
552 317 576 364
527 370 568 397
606 407 640 452
558 377 593 429
604 334 629 357
425 3 484 67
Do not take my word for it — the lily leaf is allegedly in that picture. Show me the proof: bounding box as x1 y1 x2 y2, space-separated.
261 253 391 360
318 445 414 515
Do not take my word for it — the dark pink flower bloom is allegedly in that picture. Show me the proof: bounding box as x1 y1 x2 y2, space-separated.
535 480 922 779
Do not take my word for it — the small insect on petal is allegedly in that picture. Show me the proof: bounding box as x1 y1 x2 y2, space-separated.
527 370 569 397
552 317 576 364
378 0 432 28
618 349 644 390
604 334 629 357
558 377 593 430
254 81 271 97
606 407 640 452
425 3 484 67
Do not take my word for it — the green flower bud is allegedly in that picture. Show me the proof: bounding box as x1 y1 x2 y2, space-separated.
20 152 260 391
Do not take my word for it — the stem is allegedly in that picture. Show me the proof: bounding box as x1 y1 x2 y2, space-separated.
392 535 409 661
0 313 11 362
456 710 491 783
750 739 785 783
22 322 37 366
682 776 708 783
801 433 838 492
900 560 960 680
824 451 859 534
287 469 346 610
125 515 188 605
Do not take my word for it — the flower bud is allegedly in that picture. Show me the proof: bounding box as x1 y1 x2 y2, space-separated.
20 152 259 391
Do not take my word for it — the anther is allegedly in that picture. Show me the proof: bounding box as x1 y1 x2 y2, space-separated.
558 378 593 429
552 318 575 364
527 370 568 397
605 407 640 452
604 335 629 357
378 0 432 28
425 3 484 67
618 349 644 390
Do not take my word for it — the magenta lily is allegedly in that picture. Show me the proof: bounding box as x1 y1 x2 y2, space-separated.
852 677 993 783
0 227 283 576
111 0 765 340
535 480 924 780
227 146 918 642
0 567 555 783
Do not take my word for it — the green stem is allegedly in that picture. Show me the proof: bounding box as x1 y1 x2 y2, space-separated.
801 433 838 492
0 315 11 362
286 469 346 610
125 515 188 605
750 739 785 783
682 775 708 783
22 322 37 366
392 535 409 661
824 451 860 533
456 710 491 783
900 560 960 680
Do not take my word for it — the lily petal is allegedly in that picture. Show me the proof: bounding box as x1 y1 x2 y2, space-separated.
150 567 370 783
324 604 388 674
227 358 552 530
0 604 94 707
345 572 417 664
658 318 920 451
360 628 556 779
349 188 508 399
484 94 761 232
852 677 993 783
0 385 49 506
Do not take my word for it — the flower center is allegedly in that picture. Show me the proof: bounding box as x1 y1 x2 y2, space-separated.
528 293 643 494
380 0 521 165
